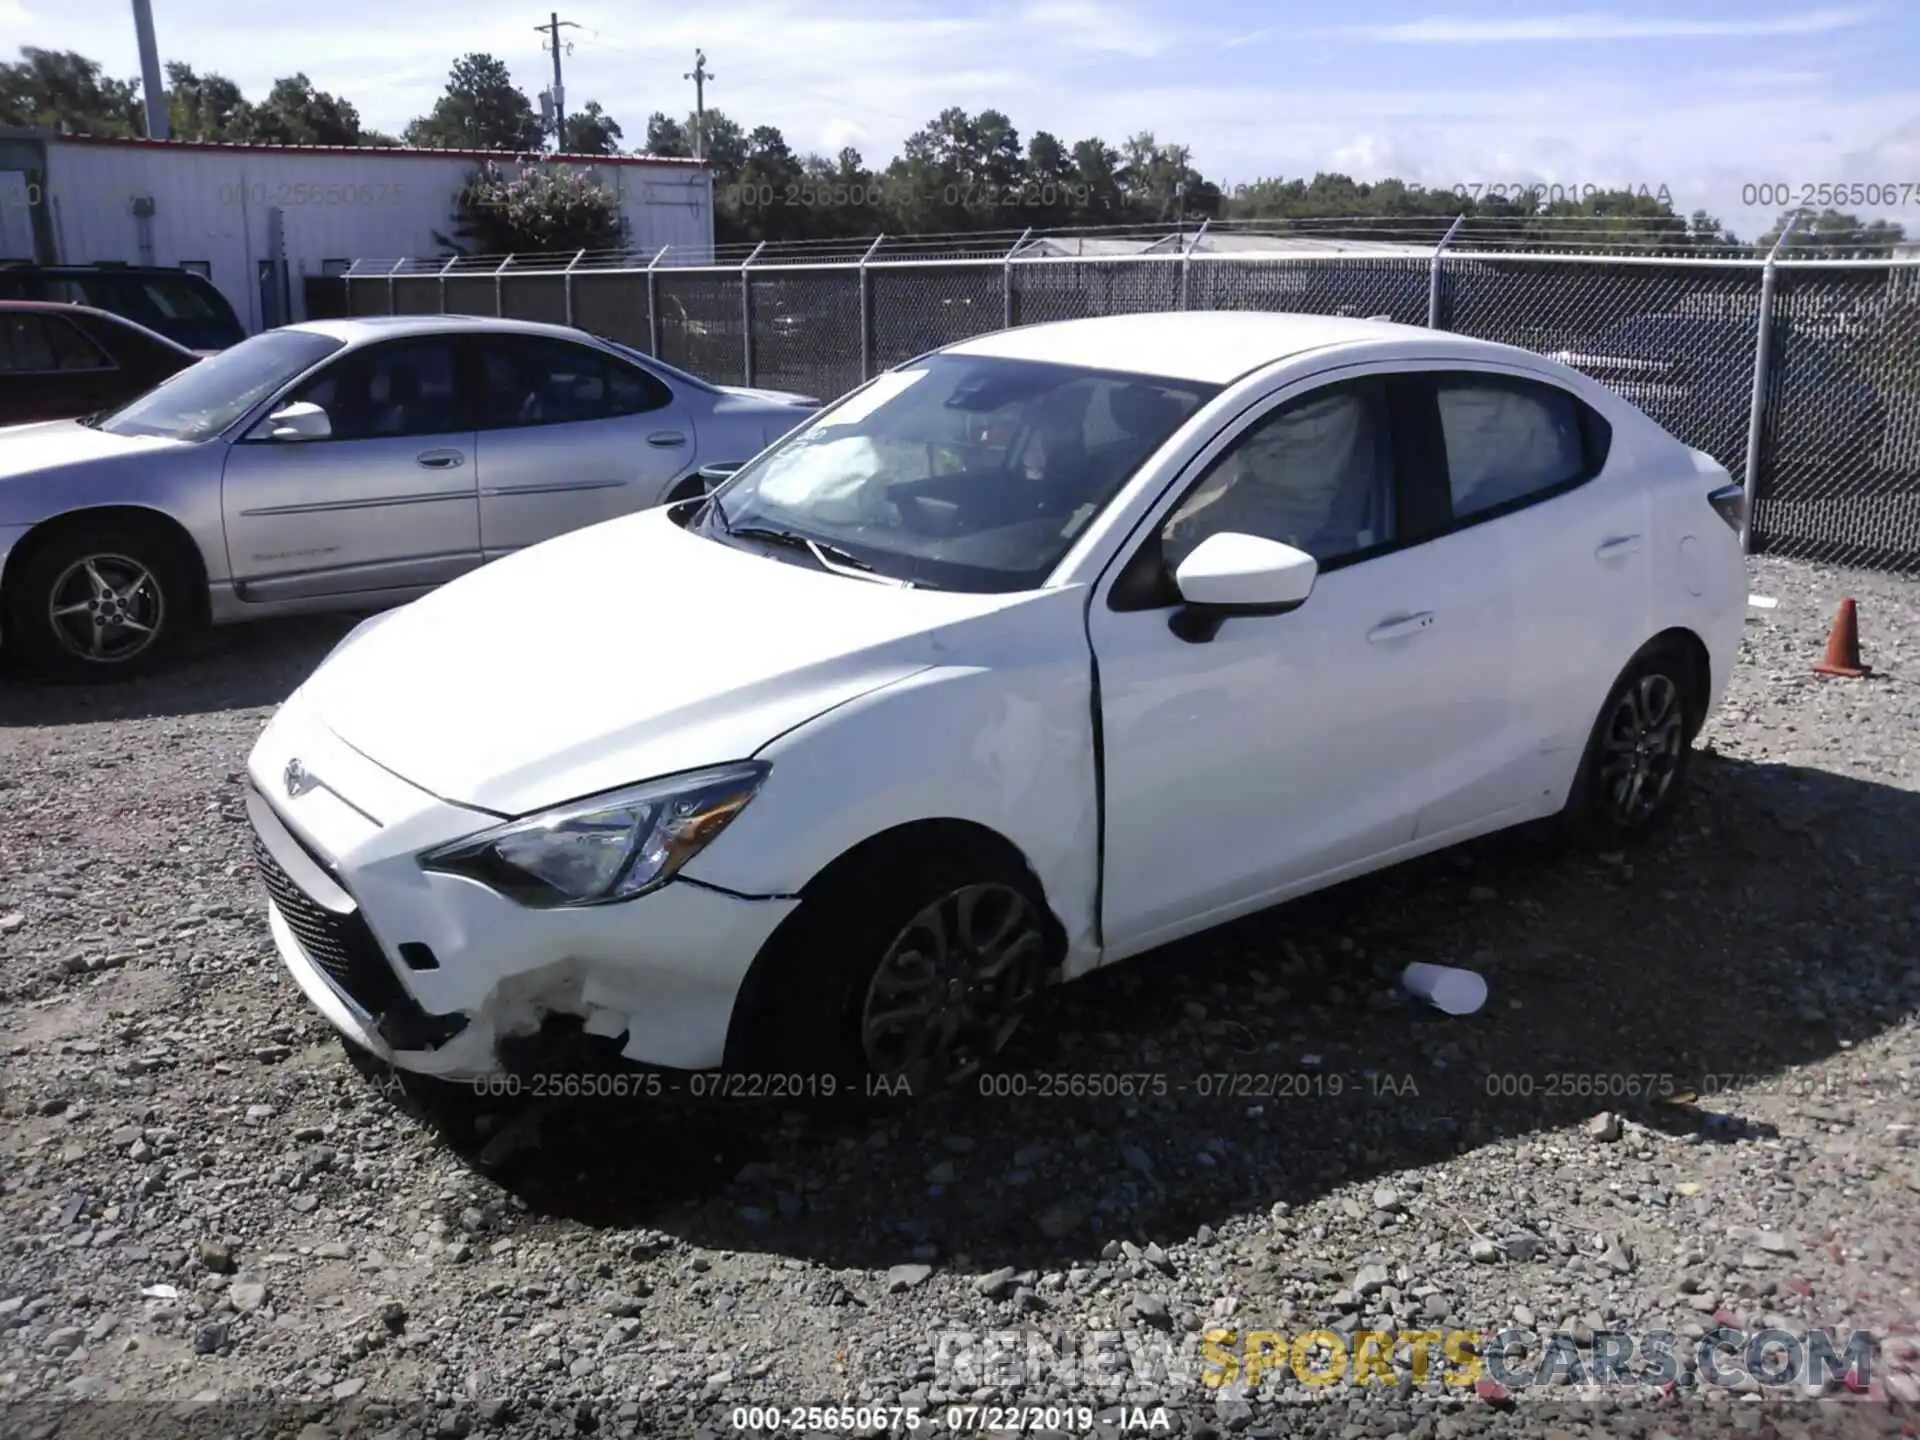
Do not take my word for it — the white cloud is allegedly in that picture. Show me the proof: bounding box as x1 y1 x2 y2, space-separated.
818 117 866 153
1318 8 1874 45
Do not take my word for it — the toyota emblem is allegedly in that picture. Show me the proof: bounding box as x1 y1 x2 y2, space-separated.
284 759 309 798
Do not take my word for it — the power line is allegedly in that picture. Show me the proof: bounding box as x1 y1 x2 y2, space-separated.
535 11 581 149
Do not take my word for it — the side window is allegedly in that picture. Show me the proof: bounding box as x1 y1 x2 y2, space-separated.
0 314 58 371
604 356 673 416
1436 376 1596 520
142 279 219 320
44 316 112 370
480 338 671 429
1160 383 1395 572
287 342 462 441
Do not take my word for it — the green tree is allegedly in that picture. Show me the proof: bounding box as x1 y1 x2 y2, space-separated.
561 100 622 156
405 53 542 151
439 160 628 254
164 62 251 141
1759 206 1906 256
643 111 690 156
721 124 807 242
251 74 375 145
1116 132 1219 223
0 47 142 134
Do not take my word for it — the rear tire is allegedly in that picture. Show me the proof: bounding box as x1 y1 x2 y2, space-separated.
731 841 1059 1107
1556 643 1702 846
4 522 193 681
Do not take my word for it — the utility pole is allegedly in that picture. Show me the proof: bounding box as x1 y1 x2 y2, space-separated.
129 0 170 140
684 49 712 161
535 11 579 150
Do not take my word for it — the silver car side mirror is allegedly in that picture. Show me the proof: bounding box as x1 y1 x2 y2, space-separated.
250 401 332 442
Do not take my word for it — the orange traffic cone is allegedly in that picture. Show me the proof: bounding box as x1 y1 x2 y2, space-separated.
1812 598 1870 678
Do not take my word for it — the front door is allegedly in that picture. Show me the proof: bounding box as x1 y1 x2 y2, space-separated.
221 337 482 602
470 334 696 559
1087 374 1523 960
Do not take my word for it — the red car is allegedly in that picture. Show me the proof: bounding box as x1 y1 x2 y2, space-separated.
0 300 199 427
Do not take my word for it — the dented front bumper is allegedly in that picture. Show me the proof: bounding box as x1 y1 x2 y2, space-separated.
244 699 798 1081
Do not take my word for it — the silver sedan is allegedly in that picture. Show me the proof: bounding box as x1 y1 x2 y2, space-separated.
0 315 821 678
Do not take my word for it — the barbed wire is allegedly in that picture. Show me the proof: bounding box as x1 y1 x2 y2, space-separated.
343 216 1916 276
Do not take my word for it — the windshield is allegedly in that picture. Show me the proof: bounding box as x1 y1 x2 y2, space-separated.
703 354 1216 593
97 330 345 441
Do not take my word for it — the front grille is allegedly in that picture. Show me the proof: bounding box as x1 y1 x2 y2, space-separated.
252 829 407 1017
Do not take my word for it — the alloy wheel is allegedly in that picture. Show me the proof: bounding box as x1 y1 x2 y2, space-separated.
1595 673 1685 827
46 553 166 664
860 881 1048 1092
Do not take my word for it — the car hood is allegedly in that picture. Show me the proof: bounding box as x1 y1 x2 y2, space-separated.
299 506 1046 815
0 420 187 503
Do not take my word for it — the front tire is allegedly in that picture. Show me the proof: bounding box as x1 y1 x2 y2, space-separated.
733 843 1058 1103
1557 643 1702 845
4 523 192 681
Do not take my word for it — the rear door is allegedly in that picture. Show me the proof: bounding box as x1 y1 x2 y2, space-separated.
220 337 483 602
1407 366 1650 827
469 333 695 558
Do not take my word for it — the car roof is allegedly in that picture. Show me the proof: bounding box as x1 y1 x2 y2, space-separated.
0 263 217 281
286 314 604 345
942 310 1494 386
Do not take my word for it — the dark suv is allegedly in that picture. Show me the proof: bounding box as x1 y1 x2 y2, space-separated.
0 264 246 352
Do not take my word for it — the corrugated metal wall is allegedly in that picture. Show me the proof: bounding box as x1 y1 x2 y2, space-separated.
40 142 713 330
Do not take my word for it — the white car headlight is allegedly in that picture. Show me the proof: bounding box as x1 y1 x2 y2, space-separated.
419 762 769 908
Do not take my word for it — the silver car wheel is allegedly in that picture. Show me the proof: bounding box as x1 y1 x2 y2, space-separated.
1595 673 1684 826
47 553 166 664
860 881 1048 1092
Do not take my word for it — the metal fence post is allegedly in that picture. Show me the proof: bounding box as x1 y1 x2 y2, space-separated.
494 253 513 318
386 257 405 315
858 234 885 381
741 241 766 387
438 255 457 315
646 245 668 355
1428 214 1466 329
1004 227 1032 328
1180 218 1211 309
1741 215 1799 554
563 249 584 327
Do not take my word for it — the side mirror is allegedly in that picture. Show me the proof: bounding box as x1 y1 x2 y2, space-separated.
695 460 745 491
250 400 331 442
1168 532 1318 643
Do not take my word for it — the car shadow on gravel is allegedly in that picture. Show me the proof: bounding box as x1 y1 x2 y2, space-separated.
0 614 360 724
347 748 1920 1274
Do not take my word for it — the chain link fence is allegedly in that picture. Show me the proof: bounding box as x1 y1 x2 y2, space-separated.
344 243 1920 574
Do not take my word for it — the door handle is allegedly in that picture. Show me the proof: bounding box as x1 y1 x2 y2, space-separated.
1594 534 1642 560
416 450 465 469
1367 612 1436 643
647 431 688 448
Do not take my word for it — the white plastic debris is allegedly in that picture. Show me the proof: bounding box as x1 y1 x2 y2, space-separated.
139 1283 180 1300
1401 962 1488 1016
1748 594 1779 609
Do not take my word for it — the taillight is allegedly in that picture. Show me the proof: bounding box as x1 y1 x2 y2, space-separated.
1707 482 1746 534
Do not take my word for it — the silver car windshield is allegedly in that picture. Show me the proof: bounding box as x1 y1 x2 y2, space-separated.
704 355 1217 593
96 330 346 442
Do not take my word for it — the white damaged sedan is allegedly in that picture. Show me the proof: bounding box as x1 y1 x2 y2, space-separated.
245 311 1748 1094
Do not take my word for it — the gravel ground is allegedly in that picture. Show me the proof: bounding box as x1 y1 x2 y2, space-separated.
1 557 1917 1440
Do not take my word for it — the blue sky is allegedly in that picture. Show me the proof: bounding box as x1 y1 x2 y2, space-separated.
8 0 1918 239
